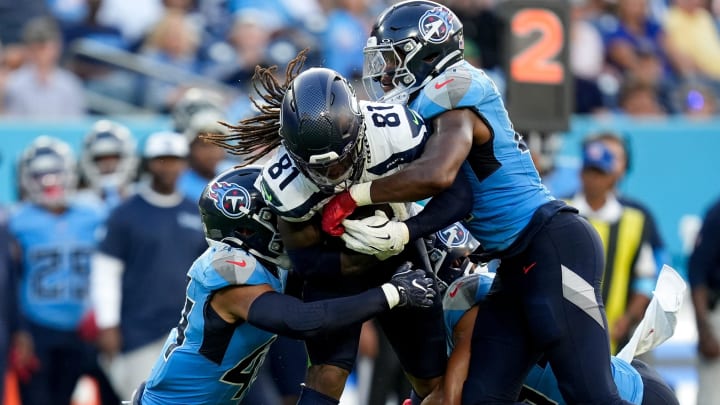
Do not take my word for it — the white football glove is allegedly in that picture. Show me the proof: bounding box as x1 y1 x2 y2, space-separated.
341 210 409 258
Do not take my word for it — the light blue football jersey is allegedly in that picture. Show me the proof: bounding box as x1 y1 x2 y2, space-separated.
443 273 644 404
141 241 285 405
410 61 553 251
8 201 104 330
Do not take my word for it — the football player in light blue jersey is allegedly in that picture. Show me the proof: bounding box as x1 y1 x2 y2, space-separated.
442 271 644 405
427 223 677 405
442 270 681 405
133 166 437 405
77 120 139 211
8 136 106 405
320 1 633 403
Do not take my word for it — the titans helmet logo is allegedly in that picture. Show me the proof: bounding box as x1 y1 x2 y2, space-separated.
419 6 453 44
207 181 251 219
436 223 470 248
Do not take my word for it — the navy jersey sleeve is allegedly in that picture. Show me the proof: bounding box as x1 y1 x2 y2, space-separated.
98 204 130 260
688 198 720 289
404 168 473 240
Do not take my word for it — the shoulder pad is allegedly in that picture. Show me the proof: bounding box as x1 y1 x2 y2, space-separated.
197 243 269 290
423 68 475 111
414 64 500 119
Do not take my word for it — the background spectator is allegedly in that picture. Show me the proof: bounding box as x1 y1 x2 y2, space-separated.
568 140 659 353
3 17 86 117
688 196 720 405
90 131 206 400
664 0 720 86
618 77 667 116
570 0 609 114
177 109 232 202
320 0 370 80
139 10 203 111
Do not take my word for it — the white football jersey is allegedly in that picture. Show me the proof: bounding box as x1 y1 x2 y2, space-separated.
256 101 429 222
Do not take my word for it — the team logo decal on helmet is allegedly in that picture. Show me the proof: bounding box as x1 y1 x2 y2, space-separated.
208 181 251 219
419 6 453 44
436 223 470 248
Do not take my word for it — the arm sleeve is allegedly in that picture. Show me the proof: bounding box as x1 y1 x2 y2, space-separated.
404 168 473 241
286 245 342 279
246 289 388 340
91 252 125 328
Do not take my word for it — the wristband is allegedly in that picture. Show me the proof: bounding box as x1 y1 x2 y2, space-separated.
349 182 373 206
381 283 400 309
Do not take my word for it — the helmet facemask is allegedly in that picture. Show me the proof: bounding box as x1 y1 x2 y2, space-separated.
21 147 77 209
363 37 423 105
81 121 138 192
230 207 290 269
287 121 367 195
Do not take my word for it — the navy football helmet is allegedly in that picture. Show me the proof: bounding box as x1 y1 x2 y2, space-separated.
80 120 138 191
279 67 366 194
427 221 480 286
199 166 288 268
363 0 464 104
19 136 78 208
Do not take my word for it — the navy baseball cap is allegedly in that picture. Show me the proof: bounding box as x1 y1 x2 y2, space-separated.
583 141 615 174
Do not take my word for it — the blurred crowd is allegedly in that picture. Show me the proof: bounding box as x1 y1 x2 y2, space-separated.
3 0 720 121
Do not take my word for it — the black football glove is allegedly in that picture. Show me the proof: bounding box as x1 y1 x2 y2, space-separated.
388 262 436 308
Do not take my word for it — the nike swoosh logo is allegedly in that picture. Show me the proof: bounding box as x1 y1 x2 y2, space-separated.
412 278 427 290
227 260 247 267
523 262 537 274
434 78 454 89
410 110 420 125
448 282 463 298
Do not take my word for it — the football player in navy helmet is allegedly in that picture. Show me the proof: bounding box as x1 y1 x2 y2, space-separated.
79 120 138 207
132 167 436 405
320 1 635 403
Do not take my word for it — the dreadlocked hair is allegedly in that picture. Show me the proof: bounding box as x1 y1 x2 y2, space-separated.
201 48 308 165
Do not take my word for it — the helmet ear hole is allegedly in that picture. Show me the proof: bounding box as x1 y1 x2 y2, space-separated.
424 52 440 63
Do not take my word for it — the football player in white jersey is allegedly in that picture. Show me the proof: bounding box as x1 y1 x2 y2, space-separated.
203 51 473 405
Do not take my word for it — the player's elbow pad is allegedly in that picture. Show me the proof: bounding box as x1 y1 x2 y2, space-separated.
246 290 387 340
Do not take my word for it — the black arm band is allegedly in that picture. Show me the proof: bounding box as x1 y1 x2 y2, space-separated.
286 245 342 279
246 290 388 340
404 170 473 240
